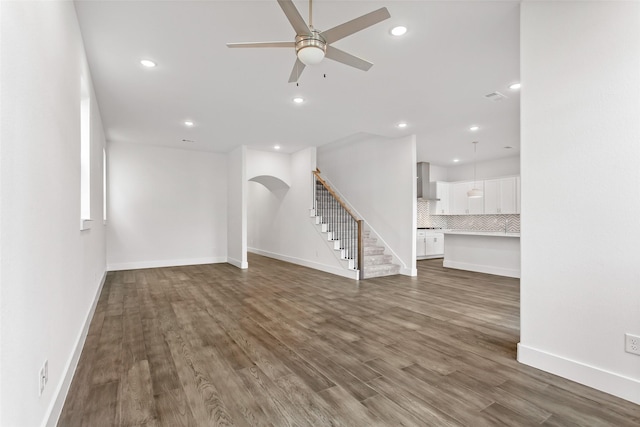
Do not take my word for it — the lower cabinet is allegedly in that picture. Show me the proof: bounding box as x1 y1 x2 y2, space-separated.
417 230 445 259
416 230 427 257
431 233 444 254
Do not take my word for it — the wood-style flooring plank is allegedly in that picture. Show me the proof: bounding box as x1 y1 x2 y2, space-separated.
117 360 157 426
79 381 119 427
361 393 434 427
155 387 198 427
59 255 640 426
317 385 386 427
164 330 236 426
237 365 311 427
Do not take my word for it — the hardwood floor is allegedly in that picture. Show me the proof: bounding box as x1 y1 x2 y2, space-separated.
59 254 639 426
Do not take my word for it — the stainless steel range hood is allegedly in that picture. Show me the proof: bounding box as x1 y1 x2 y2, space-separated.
417 162 440 200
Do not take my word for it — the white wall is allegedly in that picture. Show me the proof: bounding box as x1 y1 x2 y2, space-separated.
247 147 352 277
428 163 449 182
519 1 640 404
106 142 227 270
246 149 292 187
446 156 520 182
317 134 417 275
0 2 107 425
227 146 248 268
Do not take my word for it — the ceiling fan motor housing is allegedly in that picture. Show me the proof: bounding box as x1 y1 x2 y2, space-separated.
295 31 327 65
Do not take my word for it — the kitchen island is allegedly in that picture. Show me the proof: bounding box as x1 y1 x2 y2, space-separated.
442 230 520 278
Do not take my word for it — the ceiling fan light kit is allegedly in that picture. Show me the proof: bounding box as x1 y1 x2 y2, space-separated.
227 0 390 82
295 33 326 65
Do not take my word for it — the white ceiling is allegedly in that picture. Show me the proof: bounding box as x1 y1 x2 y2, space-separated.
74 0 520 166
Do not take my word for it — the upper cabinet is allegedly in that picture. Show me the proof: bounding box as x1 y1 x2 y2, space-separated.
430 181 450 215
484 177 518 214
451 181 484 215
429 176 520 215
516 176 521 214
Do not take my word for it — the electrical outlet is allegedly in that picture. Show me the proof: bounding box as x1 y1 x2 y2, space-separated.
625 333 640 356
38 360 48 396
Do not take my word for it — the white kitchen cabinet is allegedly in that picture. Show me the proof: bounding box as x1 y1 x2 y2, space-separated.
484 177 517 214
424 232 444 257
416 230 427 257
431 233 444 254
516 176 521 214
451 181 484 215
451 182 467 215
417 230 445 259
430 181 450 215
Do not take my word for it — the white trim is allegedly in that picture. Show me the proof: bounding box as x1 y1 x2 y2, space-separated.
400 267 417 277
443 260 520 278
517 343 640 405
79 218 93 231
44 271 107 427
227 257 249 269
107 257 226 271
249 248 359 280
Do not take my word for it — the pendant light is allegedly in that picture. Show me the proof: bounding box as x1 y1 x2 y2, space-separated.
467 141 484 198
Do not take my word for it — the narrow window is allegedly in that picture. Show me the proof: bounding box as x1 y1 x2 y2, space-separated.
80 76 91 227
103 148 107 223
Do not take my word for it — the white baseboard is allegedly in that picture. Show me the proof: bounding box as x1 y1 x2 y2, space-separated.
443 260 520 278
517 343 640 405
400 267 418 276
249 248 359 280
107 256 226 271
227 257 249 269
45 271 107 427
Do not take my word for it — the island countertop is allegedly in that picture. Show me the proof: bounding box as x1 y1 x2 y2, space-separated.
442 230 520 238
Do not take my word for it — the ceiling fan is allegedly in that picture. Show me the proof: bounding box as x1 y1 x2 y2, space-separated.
226 0 391 83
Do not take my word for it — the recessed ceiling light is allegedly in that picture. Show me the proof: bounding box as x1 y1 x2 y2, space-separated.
390 26 407 36
504 146 513 149
469 125 479 132
184 120 194 127
274 145 281 150
453 159 460 163
292 97 304 104
397 122 408 128
140 59 156 68
509 82 521 90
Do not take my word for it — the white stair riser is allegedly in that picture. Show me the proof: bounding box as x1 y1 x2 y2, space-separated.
364 267 400 278
364 255 392 265
364 246 385 255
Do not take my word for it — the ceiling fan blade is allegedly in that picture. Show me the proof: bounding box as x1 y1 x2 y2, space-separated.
321 7 391 44
325 46 373 71
277 0 310 35
288 58 306 83
226 41 295 48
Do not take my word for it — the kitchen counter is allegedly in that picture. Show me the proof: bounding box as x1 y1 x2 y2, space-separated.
442 230 520 238
443 231 520 278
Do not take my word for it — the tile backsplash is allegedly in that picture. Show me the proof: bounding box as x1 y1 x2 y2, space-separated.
417 200 520 233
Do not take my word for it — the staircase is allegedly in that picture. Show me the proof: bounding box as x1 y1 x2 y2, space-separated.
362 230 401 278
312 170 401 280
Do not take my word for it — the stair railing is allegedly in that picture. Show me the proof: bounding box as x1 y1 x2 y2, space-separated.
313 169 363 273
